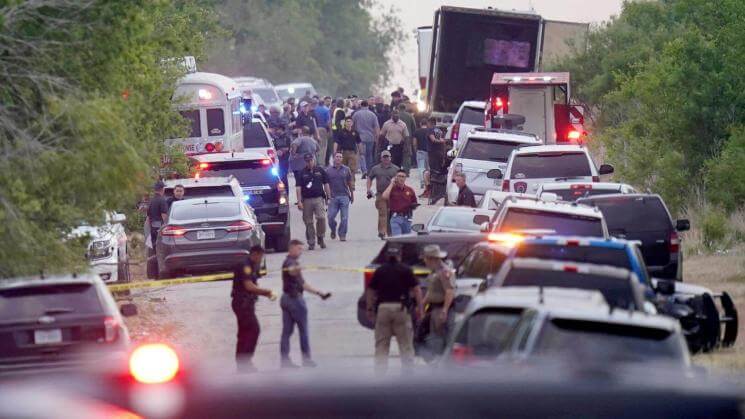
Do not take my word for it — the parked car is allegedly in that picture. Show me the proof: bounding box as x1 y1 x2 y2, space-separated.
446 128 541 204
274 82 317 101
0 274 136 375
70 212 129 283
495 144 613 194
444 101 486 145
243 118 277 162
234 77 283 110
155 197 264 278
490 197 609 238
577 194 688 280
413 206 494 233
537 182 637 202
191 151 290 251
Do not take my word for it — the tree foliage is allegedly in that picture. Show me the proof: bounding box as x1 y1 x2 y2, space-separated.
203 0 405 97
0 0 217 277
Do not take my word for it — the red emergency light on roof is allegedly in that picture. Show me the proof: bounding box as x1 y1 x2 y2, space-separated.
198 162 209 170
567 130 581 141
563 265 579 273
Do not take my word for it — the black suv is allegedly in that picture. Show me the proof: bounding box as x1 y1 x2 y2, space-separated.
191 151 290 251
578 194 689 280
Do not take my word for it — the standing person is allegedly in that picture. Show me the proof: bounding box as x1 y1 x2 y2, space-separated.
366 150 399 240
352 100 380 179
146 181 169 253
453 173 477 207
413 118 430 192
331 99 346 142
381 170 418 236
231 246 277 373
380 110 409 168
311 99 330 165
166 184 185 210
296 154 331 250
282 103 296 124
366 245 423 373
326 152 354 241
290 126 319 178
280 240 332 368
422 244 455 356
397 104 416 174
334 117 361 174
427 116 447 172
294 101 318 140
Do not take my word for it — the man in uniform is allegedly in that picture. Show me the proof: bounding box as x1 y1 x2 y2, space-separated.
326 152 354 241
422 244 455 356
146 180 169 253
333 116 362 174
296 153 331 250
231 245 277 373
366 245 423 373
281 240 332 368
380 110 410 167
453 173 477 207
381 169 418 236
366 150 399 239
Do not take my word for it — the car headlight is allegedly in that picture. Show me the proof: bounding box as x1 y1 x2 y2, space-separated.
89 240 113 259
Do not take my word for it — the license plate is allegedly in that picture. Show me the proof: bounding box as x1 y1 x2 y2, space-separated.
197 230 215 240
34 329 62 344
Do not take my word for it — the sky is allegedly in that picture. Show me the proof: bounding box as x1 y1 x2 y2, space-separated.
374 0 625 95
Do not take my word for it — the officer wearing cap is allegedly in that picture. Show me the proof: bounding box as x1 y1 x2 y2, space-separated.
366 244 423 373
146 180 169 253
231 245 277 373
296 153 331 250
422 244 455 355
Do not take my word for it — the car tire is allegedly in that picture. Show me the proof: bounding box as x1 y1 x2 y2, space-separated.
146 256 158 280
158 265 171 280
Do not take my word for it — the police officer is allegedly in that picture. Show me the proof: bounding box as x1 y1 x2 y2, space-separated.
231 245 277 373
422 244 455 356
366 245 423 373
296 153 331 250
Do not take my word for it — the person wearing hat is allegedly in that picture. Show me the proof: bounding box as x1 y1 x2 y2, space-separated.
296 153 331 250
232 245 277 373
366 244 423 373
146 180 169 254
422 244 456 355
367 150 400 239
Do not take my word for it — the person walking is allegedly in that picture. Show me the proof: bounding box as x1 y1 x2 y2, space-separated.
413 118 430 193
366 245 423 373
330 99 347 157
146 180 169 253
381 170 418 236
422 245 455 356
367 150 399 239
326 152 354 241
333 116 361 174
290 126 318 178
380 110 410 168
280 239 332 368
453 173 477 207
351 100 380 178
397 104 416 174
232 246 277 373
296 154 331 250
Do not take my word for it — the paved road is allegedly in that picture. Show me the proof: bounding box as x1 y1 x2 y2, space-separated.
126 171 439 372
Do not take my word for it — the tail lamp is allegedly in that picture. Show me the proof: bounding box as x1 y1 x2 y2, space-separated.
161 225 187 237
226 221 254 232
129 344 180 384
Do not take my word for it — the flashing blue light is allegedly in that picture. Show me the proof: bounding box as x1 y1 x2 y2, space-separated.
251 105 258 113
239 103 248 114
243 194 250 202
271 167 279 177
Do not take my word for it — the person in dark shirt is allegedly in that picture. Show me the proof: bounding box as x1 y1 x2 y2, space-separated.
293 101 318 139
296 154 331 250
333 116 361 173
280 240 332 368
366 245 423 372
427 116 447 172
231 246 277 373
413 119 430 189
147 180 169 252
166 184 185 210
453 173 477 207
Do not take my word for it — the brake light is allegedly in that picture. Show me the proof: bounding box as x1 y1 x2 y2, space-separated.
502 180 510 191
563 265 579 273
226 220 254 232
514 182 527 193
491 96 504 113
451 343 474 364
570 184 591 190
567 130 581 141
364 268 375 288
161 225 187 236
670 231 680 254
260 158 271 166
204 143 215 153
129 344 180 384
451 123 460 141
198 162 209 170
566 240 580 246
267 149 277 163
104 317 118 343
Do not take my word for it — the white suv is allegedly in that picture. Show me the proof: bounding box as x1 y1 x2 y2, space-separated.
445 101 486 146
70 213 130 283
490 197 609 239
446 128 541 204
497 145 614 194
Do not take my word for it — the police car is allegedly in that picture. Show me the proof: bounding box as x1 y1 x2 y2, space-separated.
490 197 609 239
70 212 129 283
536 181 637 202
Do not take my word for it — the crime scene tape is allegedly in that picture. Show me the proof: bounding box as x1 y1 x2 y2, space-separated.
107 265 432 292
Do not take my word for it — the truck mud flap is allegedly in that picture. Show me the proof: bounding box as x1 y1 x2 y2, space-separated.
717 292 738 348
700 293 721 352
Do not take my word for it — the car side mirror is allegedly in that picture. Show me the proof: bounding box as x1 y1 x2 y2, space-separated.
473 214 491 226
479 222 491 232
111 213 127 224
446 149 456 159
120 303 138 317
655 279 676 296
411 223 425 233
486 169 503 179
676 219 690 232
598 164 614 175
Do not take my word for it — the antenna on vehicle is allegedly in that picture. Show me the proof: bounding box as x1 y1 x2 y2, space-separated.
538 286 544 304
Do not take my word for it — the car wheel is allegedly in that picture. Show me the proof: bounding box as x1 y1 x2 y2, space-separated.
146 256 158 280
158 264 171 280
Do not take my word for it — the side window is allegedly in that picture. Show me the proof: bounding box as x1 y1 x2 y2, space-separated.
513 311 538 353
461 250 492 279
206 108 225 136
489 251 507 275
632 246 651 285
231 99 241 134
457 249 479 277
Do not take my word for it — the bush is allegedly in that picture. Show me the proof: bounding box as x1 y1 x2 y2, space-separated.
701 209 728 250
705 126 745 212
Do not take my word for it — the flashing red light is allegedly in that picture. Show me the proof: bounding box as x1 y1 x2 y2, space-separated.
363 268 375 288
129 343 180 384
567 130 581 141
491 96 504 113
266 148 277 162
502 180 510 192
670 231 680 254
260 158 272 166
161 225 187 237
198 162 209 170
570 184 591 190
204 143 216 153
565 240 580 247
226 220 254 232
563 265 579 273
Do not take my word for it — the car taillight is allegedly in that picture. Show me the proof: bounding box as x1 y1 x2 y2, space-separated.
502 180 510 191
451 343 474 364
227 221 254 232
670 231 680 254
450 123 460 141
490 96 504 113
364 268 375 288
267 149 277 163
104 317 118 343
198 162 209 170
129 344 180 384
514 182 527 193
567 130 581 141
563 265 579 273
204 143 215 153
161 225 187 236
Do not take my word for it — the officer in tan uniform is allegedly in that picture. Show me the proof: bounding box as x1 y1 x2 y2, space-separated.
422 244 455 355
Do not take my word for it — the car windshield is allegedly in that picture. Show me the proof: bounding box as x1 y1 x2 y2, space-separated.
459 107 485 125
533 318 682 363
206 108 225 136
584 196 672 233
243 122 272 148
0 284 102 319
460 139 522 162
516 245 632 271
430 210 485 232
170 201 241 220
199 160 276 187
545 187 619 201
510 152 591 179
252 88 280 103
165 185 235 199
499 208 604 237
454 308 523 357
502 268 635 309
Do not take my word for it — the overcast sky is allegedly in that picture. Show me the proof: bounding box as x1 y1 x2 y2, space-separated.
374 0 625 95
